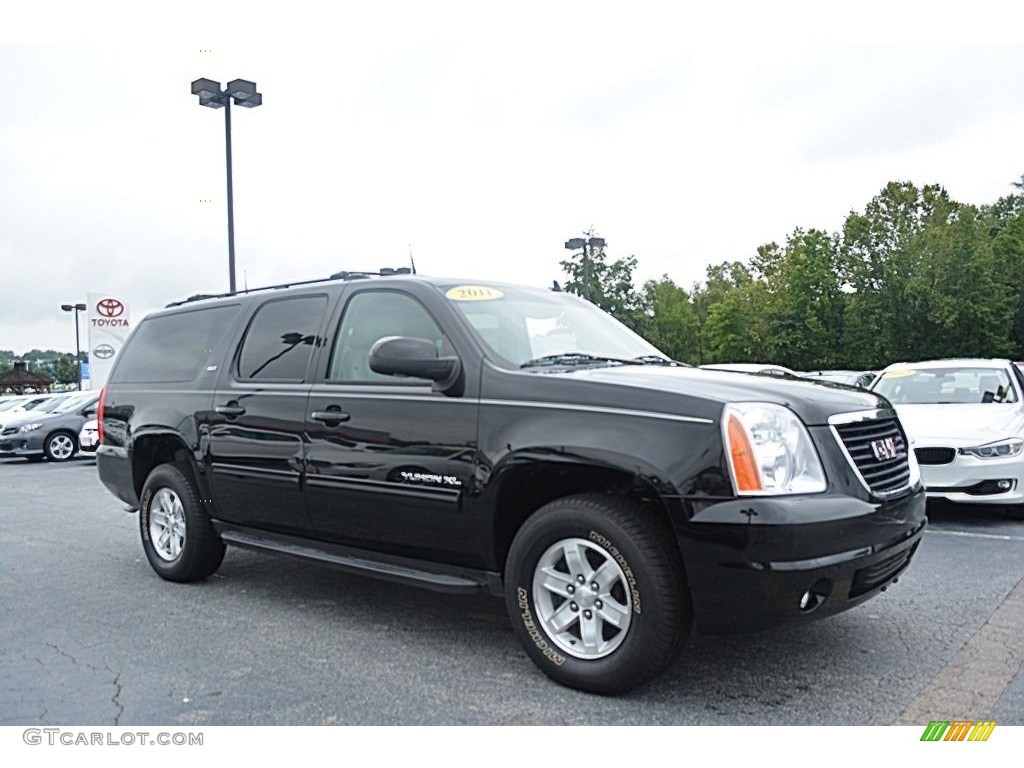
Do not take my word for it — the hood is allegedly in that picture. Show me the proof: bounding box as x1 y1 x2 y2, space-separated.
546 365 887 426
894 403 1024 446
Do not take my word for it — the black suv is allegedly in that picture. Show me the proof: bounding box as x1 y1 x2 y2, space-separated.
97 272 926 693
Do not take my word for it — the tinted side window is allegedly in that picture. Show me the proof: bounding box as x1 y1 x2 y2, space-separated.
111 305 239 384
237 295 327 381
328 291 444 383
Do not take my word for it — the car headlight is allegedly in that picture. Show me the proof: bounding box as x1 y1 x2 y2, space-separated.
959 438 1024 459
722 403 827 495
19 422 44 433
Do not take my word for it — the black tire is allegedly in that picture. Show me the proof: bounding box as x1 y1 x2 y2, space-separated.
43 431 78 462
504 493 690 694
139 464 225 582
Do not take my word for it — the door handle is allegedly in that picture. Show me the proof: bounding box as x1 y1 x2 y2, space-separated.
311 409 351 424
215 403 246 417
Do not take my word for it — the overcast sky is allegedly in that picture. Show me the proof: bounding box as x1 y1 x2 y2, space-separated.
3 2 1023 354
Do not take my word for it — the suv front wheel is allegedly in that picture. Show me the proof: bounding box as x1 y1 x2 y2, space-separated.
504 493 690 694
139 464 225 582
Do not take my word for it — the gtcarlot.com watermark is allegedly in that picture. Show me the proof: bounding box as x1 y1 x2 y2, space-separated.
23 728 203 747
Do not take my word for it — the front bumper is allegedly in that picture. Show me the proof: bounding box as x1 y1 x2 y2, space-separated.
919 451 1024 506
672 486 927 634
0 435 43 457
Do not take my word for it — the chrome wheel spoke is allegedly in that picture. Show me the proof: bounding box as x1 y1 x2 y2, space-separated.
591 560 619 592
539 566 573 597
562 541 591 582
548 600 579 632
597 596 629 629
579 612 600 651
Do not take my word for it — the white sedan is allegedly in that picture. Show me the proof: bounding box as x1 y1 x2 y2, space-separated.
871 358 1024 518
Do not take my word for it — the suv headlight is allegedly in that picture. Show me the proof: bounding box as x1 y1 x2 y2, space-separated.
959 438 1023 459
19 422 44 433
723 403 827 495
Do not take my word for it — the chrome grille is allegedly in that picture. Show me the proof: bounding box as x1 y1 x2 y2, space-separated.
832 415 911 496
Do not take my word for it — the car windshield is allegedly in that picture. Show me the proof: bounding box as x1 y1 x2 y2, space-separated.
29 396 73 413
0 398 28 412
441 283 666 368
53 394 97 414
874 367 1018 404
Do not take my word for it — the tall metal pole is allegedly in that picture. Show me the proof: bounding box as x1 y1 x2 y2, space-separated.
73 309 82 391
224 97 236 294
583 241 591 301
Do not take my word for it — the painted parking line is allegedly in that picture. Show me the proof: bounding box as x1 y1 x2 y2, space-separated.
925 529 1024 542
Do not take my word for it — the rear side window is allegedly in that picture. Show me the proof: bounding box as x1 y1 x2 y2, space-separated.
111 305 240 384
237 295 327 381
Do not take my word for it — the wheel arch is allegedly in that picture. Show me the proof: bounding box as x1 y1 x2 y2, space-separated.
131 432 203 500
489 457 684 576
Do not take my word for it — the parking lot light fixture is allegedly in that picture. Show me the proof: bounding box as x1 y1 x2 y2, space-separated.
563 235 607 302
60 302 87 391
190 77 263 293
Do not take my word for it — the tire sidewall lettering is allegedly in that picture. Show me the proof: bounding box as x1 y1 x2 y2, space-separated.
516 586 566 666
588 530 642 615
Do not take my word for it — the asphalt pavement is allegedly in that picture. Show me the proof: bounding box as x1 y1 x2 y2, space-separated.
1 456 1022 725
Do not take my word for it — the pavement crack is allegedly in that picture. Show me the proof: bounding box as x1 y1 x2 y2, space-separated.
111 670 124 726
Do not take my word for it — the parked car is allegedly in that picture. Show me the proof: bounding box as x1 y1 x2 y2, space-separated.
0 393 99 462
0 393 75 429
0 395 32 413
700 363 801 377
805 370 878 389
96 272 925 693
79 419 99 453
871 358 1024 518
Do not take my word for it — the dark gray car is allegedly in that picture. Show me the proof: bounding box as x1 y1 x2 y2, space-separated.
0 393 99 462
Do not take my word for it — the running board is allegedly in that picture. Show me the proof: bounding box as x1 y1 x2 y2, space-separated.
213 523 502 596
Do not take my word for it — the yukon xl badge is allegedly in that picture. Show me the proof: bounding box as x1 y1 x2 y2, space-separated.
871 437 900 461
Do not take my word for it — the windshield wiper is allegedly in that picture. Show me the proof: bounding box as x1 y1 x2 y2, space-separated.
631 355 689 367
520 353 643 369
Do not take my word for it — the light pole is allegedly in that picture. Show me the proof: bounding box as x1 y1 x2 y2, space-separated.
190 78 263 293
563 235 607 302
61 303 87 391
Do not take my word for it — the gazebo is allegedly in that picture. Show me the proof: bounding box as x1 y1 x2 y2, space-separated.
0 360 53 395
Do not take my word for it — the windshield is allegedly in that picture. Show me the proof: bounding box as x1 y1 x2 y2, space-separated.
0 398 27 412
30 395 73 413
874 366 1018 404
53 394 98 414
441 283 665 367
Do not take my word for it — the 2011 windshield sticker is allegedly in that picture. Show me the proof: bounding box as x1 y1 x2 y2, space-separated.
445 286 504 301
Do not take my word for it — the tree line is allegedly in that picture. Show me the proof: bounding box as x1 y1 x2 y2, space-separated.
561 178 1024 370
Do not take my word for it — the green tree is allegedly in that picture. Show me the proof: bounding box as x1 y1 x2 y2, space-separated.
637 277 701 363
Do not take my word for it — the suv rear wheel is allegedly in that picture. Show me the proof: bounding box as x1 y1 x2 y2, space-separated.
504 493 690 694
139 464 225 582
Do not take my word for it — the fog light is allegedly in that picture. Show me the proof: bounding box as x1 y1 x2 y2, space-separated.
799 578 832 613
997 479 1012 490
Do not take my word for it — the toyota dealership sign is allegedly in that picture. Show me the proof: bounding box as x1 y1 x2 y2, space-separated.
86 293 131 389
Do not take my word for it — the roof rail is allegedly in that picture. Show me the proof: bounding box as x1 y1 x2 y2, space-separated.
165 267 413 307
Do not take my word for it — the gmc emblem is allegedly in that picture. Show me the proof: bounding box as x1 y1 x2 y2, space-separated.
871 437 900 461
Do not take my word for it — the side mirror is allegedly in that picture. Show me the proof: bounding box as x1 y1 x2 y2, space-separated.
82 408 97 418
369 336 462 393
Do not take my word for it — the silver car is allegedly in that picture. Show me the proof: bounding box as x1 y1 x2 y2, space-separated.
0 393 99 462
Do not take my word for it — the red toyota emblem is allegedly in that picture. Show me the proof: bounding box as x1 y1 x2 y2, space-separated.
96 298 125 318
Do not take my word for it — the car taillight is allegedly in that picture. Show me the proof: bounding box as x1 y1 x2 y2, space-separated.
97 385 107 445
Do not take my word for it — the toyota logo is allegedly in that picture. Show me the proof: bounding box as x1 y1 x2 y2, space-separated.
96 298 125 318
93 344 116 360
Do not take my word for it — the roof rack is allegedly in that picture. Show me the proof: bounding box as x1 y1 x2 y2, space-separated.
165 267 413 307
